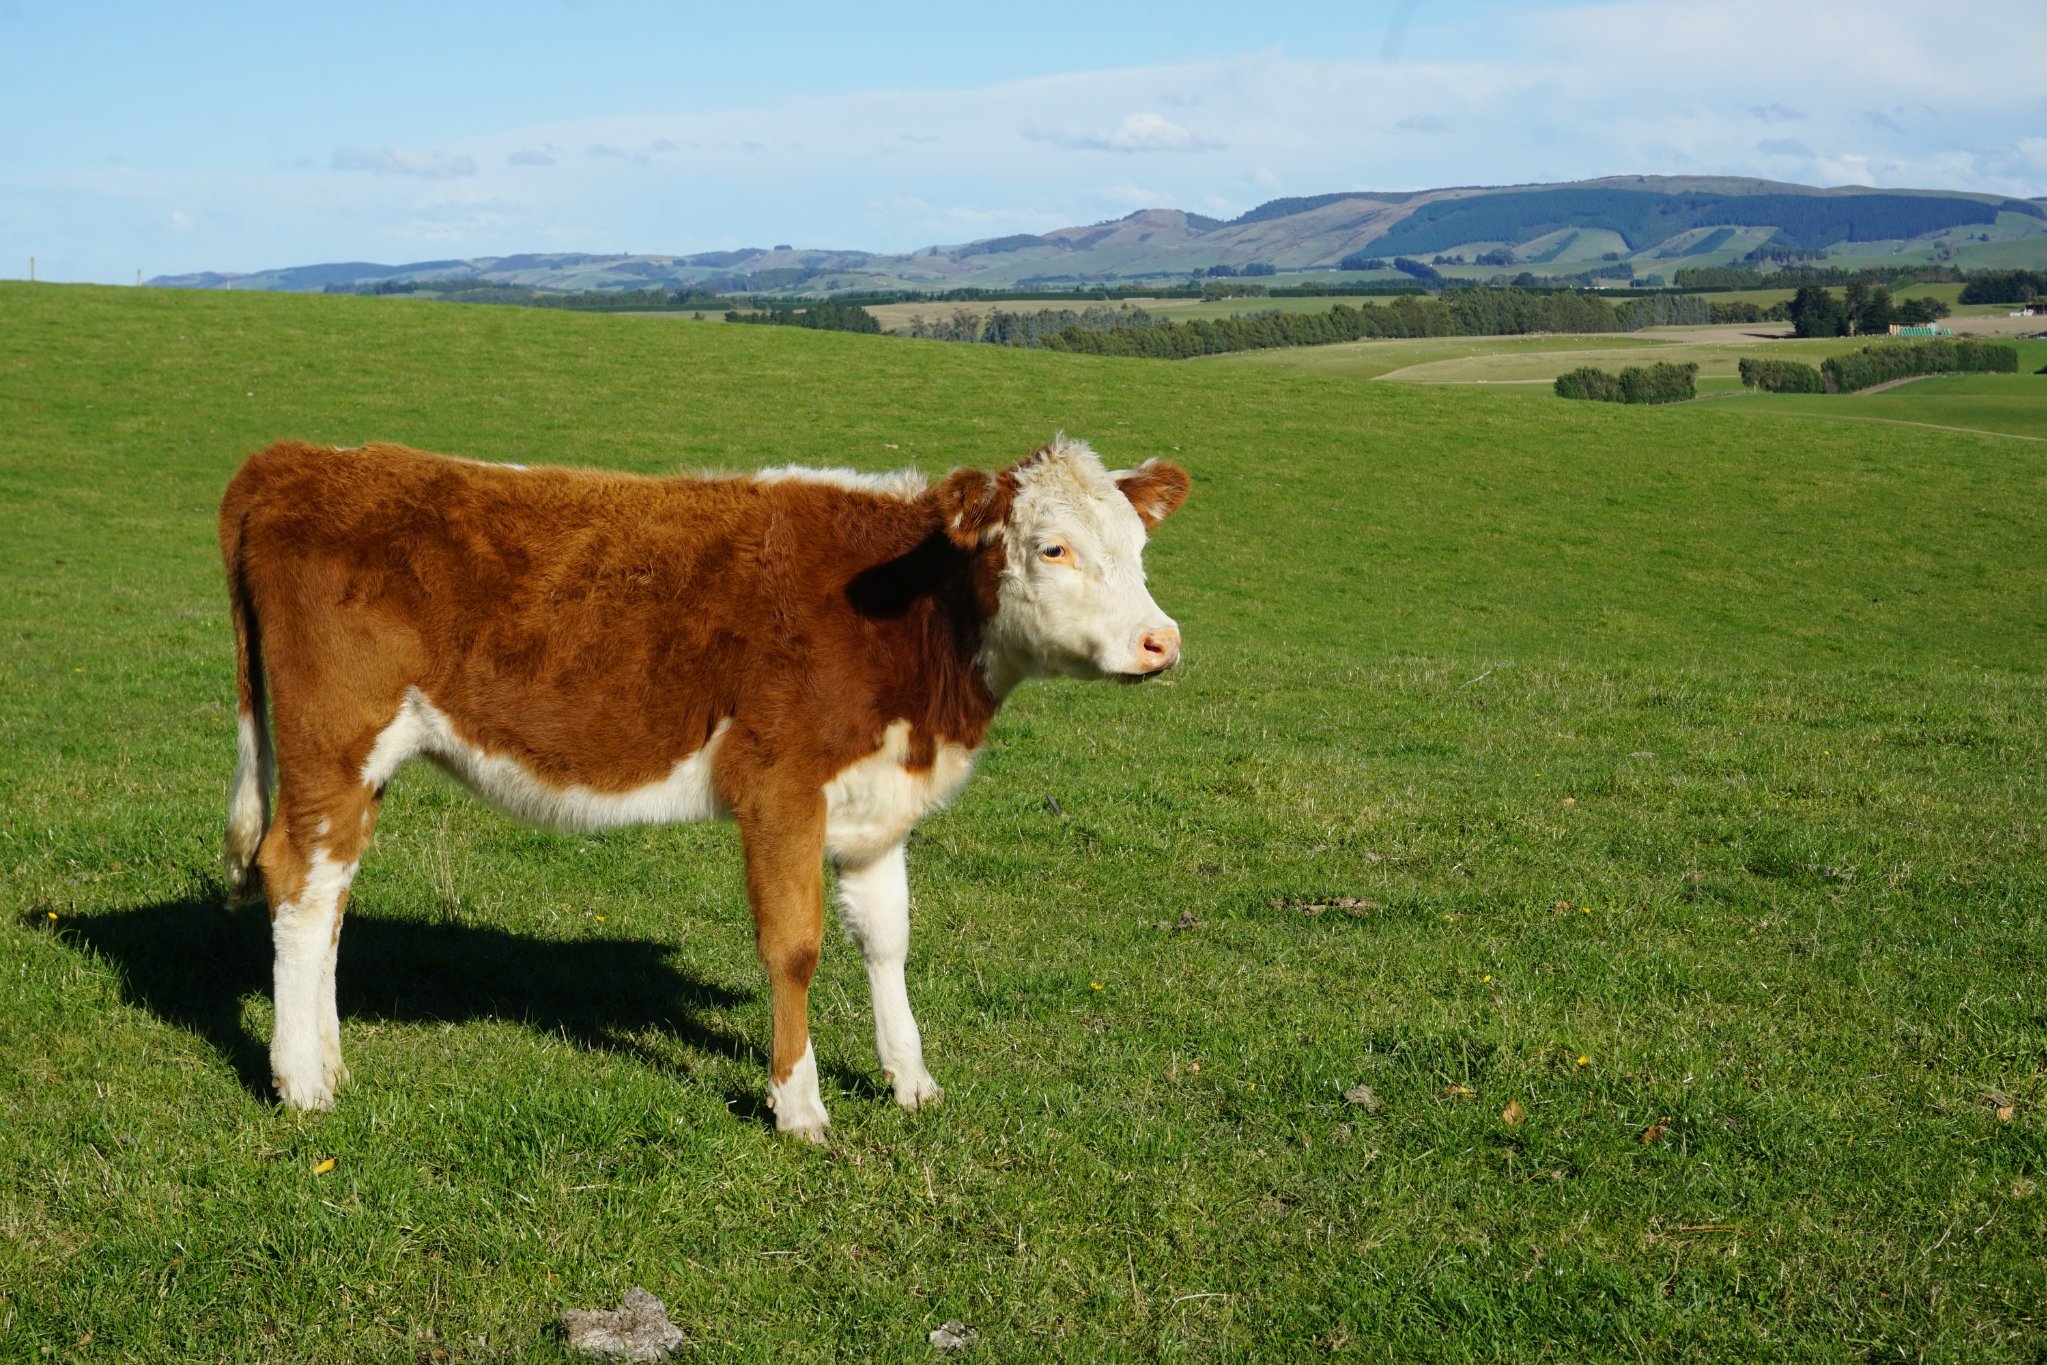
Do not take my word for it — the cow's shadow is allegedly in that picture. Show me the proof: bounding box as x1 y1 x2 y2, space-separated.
48 895 767 1105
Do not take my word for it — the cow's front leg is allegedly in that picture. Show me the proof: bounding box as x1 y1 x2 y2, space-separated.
739 795 831 1143
260 794 370 1110
834 841 942 1110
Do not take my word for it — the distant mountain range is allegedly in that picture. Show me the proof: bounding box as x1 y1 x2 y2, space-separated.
149 176 2047 297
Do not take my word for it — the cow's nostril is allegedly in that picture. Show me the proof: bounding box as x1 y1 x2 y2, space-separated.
1136 628 1182 671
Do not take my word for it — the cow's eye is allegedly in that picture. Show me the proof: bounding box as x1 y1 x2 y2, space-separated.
1039 543 1067 561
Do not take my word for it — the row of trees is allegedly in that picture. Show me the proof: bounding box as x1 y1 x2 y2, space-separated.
1957 270 2046 304
1553 362 1699 404
1787 284 1950 338
723 300 880 333
1709 300 1790 324
1737 358 1824 392
1333 253 1450 280
900 306 1156 346
1674 264 1964 292
1031 288 1631 358
1613 293 1711 330
904 278 1971 360
1820 340 2018 392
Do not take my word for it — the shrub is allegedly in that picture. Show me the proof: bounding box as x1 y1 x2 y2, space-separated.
1554 367 1622 401
1555 362 1695 404
1820 340 2019 393
1616 361 1698 404
1738 358 1824 393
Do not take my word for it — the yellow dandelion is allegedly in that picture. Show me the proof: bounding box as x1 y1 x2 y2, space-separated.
1576 1055 1590 1067
46 911 58 923
1090 981 1103 991
1482 974 1493 984
313 1157 337 1175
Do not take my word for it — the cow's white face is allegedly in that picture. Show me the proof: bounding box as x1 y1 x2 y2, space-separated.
939 438 1189 697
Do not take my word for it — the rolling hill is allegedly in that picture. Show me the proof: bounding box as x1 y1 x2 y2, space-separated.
147 175 2047 297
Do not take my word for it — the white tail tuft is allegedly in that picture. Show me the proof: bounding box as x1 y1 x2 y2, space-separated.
224 710 271 898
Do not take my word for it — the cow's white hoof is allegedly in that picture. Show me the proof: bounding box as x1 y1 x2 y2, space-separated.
890 1069 944 1111
274 1072 335 1111
779 1119 831 1146
768 1043 830 1141
323 1059 350 1091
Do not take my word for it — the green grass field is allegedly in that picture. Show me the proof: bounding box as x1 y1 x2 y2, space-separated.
1738 373 2047 442
1205 333 1684 381
1214 332 2047 423
3 283 2045 1361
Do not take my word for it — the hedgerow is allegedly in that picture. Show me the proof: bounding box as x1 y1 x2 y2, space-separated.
1820 340 2018 393
1554 361 1697 404
1738 358 1825 393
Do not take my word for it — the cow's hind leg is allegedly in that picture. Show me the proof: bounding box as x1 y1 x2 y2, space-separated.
260 780 378 1110
738 794 831 1142
834 842 941 1110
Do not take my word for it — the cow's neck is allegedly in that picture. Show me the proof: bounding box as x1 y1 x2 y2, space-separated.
846 528 1006 751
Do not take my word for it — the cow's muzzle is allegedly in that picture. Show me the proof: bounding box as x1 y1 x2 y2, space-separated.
1117 627 1182 681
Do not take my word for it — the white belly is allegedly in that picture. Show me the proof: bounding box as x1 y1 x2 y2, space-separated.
360 688 729 833
360 692 973 851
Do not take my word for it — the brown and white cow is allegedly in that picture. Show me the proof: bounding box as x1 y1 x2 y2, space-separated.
219 435 1188 1140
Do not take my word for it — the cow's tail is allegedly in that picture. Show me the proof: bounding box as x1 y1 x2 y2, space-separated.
220 479 273 902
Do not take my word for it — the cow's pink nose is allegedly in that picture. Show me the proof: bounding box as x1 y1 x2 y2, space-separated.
1137 628 1181 672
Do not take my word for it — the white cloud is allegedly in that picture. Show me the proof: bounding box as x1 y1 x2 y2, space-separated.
1024 112 1223 154
330 147 477 179
1092 182 1172 210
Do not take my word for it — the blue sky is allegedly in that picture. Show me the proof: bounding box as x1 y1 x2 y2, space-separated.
5 0 2044 283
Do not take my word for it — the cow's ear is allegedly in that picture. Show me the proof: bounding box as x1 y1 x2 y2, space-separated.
936 467 1011 549
1113 459 1190 531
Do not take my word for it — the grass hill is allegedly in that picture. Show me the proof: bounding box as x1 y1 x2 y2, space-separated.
147 177 2047 298
3 280 2045 1358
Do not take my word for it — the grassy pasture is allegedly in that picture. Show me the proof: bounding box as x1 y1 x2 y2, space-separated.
3 283 2046 1361
1219 331 2047 410
1208 332 1866 389
1368 338 1871 388
1204 333 1683 381
1744 372 2047 443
